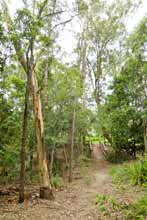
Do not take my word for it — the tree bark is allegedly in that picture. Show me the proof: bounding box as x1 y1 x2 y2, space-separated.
30 69 53 199
19 78 30 203
69 108 76 183
49 143 56 178
144 120 147 154
42 0 57 112
63 144 68 168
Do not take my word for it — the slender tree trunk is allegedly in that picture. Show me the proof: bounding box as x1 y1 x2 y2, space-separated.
69 108 76 183
132 138 136 159
42 0 57 167
29 151 33 180
30 69 53 199
42 0 57 112
19 78 30 203
144 121 147 153
49 143 56 178
63 144 68 167
80 135 84 155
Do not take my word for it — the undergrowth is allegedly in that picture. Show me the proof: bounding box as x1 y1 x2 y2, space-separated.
51 175 64 188
96 194 147 220
76 154 91 167
105 151 129 164
84 175 92 185
110 157 147 189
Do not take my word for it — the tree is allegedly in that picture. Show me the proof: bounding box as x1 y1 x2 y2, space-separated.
19 77 30 203
99 70 144 158
76 0 136 106
127 16 147 153
1 0 55 199
98 16 147 155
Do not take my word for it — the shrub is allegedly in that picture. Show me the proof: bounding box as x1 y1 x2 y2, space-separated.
51 175 64 188
95 194 147 220
127 196 147 220
110 164 132 186
96 194 106 206
95 194 108 214
0 145 20 184
84 175 92 185
110 158 147 188
105 150 129 164
130 159 147 186
76 154 91 166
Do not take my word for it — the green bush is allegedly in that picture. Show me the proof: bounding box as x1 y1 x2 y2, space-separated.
96 194 106 206
95 194 108 214
130 160 147 186
110 157 147 188
95 194 147 220
127 196 147 220
0 145 20 184
51 175 64 188
76 154 91 167
84 175 92 185
105 150 129 164
110 164 132 186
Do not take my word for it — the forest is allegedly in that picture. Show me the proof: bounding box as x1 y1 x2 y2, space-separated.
0 0 147 219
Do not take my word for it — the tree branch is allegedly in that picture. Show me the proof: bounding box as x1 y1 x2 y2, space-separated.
38 0 49 18
86 58 95 89
51 13 80 30
2 0 27 73
43 10 66 18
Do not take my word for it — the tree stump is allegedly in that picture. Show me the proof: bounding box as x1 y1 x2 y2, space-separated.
40 187 54 200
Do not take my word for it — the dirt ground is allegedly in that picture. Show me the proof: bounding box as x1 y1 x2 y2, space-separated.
0 159 144 220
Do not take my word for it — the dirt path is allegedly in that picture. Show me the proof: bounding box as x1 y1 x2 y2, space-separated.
0 160 115 220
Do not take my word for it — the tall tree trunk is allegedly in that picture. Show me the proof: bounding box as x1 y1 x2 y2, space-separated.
69 108 76 183
63 144 68 168
3 0 53 200
95 51 102 105
30 69 53 199
19 78 30 203
42 0 57 112
42 0 57 165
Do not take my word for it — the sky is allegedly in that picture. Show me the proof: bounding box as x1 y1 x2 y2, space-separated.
127 0 147 32
9 0 147 30
6 0 147 104
8 0 147 62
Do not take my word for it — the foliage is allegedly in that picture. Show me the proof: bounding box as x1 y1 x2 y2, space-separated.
96 194 147 220
0 70 25 180
76 154 91 167
95 16 147 155
51 175 64 188
84 175 92 185
96 193 106 206
128 196 147 220
111 158 147 188
98 58 144 155
0 0 146 192
104 150 129 164
96 194 123 218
